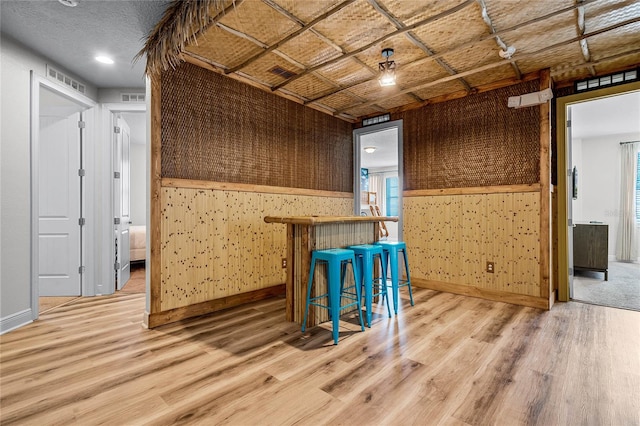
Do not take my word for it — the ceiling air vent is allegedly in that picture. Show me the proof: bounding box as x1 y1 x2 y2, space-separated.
46 65 86 94
270 66 296 79
121 93 146 102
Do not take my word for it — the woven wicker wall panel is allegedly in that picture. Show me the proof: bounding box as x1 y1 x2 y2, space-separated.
404 192 540 296
463 64 516 88
161 63 353 192
160 186 353 311
397 79 541 190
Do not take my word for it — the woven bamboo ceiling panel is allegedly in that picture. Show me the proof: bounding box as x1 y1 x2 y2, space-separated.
143 0 640 122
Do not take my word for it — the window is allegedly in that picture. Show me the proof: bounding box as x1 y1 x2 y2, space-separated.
385 177 399 216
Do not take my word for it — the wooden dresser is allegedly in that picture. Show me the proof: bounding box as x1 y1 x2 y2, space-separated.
573 223 608 280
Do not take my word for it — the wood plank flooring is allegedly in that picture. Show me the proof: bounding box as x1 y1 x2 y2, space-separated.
1 289 639 425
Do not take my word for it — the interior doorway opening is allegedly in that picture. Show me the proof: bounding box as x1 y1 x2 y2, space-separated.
31 74 95 318
567 91 640 311
353 120 403 241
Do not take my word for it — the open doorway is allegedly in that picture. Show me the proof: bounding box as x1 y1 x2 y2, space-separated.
31 75 95 316
568 91 640 311
353 120 403 241
114 111 147 294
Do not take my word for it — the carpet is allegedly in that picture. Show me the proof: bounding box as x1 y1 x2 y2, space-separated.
573 261 640 311
120 264 146 293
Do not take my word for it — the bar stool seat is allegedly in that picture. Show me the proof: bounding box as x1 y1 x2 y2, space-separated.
302 248 365 345
348 244 391 327
375 241 414 314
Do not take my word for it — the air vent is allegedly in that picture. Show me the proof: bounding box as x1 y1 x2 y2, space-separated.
121 93 146 102
46 66 86 94
270 66 297 79
575 68 638 92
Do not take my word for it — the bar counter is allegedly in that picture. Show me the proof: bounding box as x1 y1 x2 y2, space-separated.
264 215 398 326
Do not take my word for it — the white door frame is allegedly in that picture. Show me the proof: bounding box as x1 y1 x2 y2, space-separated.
30 72 96 320
353 119 404 240
99 103 146 295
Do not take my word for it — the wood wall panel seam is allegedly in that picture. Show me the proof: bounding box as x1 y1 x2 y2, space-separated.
161 178 353 198
403 184 541 197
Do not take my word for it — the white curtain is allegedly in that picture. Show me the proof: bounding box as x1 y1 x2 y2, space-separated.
616 142 639 262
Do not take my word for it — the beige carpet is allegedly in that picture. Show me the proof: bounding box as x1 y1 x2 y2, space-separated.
573 261 640 311
120 264 145 293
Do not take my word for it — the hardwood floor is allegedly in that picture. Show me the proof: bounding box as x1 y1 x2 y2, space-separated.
1 289 639 425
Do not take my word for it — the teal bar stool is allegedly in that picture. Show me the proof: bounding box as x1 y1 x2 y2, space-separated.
348 244 391 327
375 241 414 314
301 248 365 345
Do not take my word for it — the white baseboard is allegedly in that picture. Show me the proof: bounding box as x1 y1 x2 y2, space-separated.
1 309 33 335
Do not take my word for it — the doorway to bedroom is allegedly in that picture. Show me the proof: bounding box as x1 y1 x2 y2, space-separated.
115 111 147 294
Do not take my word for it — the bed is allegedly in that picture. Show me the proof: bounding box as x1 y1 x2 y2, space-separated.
129 225 146 263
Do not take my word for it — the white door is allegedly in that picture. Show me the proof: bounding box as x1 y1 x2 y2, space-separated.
114 115 131 290
567 106 575 298
39 111 82 296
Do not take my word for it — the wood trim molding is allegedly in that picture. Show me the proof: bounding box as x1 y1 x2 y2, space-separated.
145 285 286 328
147 75 162 324
539 69 552 305
162 177 354 198
412 277 550 310
403 184 541 197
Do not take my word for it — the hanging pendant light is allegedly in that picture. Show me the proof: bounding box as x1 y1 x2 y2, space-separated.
378 48 396 87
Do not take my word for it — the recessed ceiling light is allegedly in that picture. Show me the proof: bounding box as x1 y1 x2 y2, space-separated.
95 56 114 65
58 0 78 7
364 146 376 154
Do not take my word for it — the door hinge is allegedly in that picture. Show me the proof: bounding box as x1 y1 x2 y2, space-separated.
79 266 86 274
78 121 86 129
114 126 121 134
114 262 121 271
567 168 572 177
569 267 573 276
114 217 121 225
78 169 86 177
566 119 571 128
568 219 573 227
114 171 121 179
79 218 86 226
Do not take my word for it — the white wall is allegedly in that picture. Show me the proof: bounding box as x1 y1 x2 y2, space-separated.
0 36 98 332
130 143 147 226
573 132 640 257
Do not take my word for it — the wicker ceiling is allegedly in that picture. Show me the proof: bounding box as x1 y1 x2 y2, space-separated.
145 0 640 122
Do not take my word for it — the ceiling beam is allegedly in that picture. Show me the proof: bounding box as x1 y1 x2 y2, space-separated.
225 0 356 74
476 0 522 80
551 47 640 79
335 16 640 114
575 0 597 76
304 0 599 106
271 0 476 91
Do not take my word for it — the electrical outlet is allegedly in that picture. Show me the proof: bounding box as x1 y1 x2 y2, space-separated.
282 258 287 269
486 261 494 273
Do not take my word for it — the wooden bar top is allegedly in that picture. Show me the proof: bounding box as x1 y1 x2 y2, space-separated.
264 215 398 225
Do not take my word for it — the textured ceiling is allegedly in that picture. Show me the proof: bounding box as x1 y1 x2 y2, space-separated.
149 0 640 121
0 0 170 88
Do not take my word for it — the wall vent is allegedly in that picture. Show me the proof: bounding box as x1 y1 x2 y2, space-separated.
46 65 86 94
575 68 639 92
121 93 146 102
270 66 296 79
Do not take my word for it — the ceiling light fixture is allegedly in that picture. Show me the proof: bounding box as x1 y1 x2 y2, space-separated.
364 146 377 154
58 0 78 6
378 48 396 87
95 56 114 65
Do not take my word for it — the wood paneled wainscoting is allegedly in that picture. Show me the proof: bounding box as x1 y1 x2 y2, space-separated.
404 186 550 309
146 179 353 328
